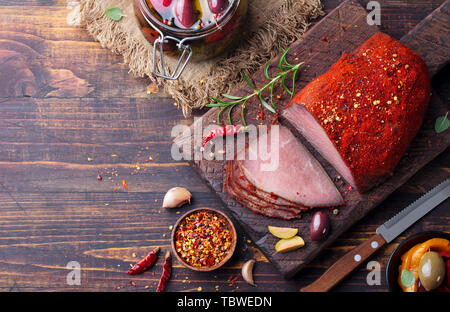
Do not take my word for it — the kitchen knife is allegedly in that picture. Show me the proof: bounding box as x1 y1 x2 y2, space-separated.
301 178 450 292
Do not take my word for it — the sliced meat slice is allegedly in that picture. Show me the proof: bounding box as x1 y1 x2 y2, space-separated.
229 161 308 215
282 32 430 192
224 163 302 220
233 161 309 212
238 125 343 207
283 105 356 188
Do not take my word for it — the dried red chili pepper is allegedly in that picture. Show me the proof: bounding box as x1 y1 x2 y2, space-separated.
202 125 242 147
156 251 172 292
127 247 160 275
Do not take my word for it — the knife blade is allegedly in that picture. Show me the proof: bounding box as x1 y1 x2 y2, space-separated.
301 178 450 292
377 178 450 243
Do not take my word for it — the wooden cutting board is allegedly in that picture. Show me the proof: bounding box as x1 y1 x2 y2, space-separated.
177 0 450 278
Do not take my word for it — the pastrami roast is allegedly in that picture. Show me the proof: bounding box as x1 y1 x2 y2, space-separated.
282 32 430 192
233 125 343 208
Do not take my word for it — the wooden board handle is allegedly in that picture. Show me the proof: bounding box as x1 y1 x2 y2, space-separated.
400 0 450 77
300 234 386 292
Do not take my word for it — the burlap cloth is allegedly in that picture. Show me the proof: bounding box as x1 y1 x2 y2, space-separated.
69 0 323 116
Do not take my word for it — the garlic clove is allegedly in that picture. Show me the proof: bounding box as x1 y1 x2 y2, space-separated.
162 187 192 208
242 259 256 286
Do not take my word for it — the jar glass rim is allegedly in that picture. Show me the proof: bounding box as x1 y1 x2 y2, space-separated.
138 0 239 37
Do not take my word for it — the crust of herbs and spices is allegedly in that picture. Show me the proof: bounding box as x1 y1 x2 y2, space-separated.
286 32 431 192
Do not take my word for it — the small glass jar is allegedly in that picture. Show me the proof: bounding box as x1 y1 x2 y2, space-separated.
133 0 248 80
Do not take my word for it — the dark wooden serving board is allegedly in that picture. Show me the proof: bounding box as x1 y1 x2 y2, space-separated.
177 0 450 278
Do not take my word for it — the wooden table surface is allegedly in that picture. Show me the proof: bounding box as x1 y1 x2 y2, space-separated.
0 0 448 292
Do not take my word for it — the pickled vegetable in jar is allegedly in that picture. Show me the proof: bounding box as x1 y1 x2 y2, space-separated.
134 0 247 79
147 0 231 30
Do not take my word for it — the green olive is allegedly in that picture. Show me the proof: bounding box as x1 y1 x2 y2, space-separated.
418 251 445 291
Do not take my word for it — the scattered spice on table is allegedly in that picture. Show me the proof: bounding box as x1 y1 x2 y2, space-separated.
156 251 172 292
174 210 233 268
228 274 240 287
127 247 160 275
146 82 159 95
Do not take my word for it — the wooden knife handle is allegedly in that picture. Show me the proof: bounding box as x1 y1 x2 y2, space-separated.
300 233 386 292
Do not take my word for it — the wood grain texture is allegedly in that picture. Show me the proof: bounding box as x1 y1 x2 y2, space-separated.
182 0 450 278
400 0 450 76
0 0 448 292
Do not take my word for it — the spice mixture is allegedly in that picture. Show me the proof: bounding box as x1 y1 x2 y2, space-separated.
175 210 233 267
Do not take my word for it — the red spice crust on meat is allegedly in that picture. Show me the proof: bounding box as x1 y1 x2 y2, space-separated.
287 32 431 192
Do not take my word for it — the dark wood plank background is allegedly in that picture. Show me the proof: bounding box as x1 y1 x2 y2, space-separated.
0 0 448 292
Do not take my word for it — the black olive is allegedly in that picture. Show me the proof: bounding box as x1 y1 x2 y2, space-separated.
310 211 330 241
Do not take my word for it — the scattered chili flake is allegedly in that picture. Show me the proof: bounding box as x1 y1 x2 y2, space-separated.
97 174 103 181
174 210 233 268
228 274 240 286
321 37 328 43
256 110 265 121
121 179 128 189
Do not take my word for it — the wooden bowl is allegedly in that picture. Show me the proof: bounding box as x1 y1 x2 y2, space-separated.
171 208 237 272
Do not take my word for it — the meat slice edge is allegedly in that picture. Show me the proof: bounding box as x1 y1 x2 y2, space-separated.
282 105 356 188
224 162 302 220
230 161 308 215
235 161 309 210
239 125 343 207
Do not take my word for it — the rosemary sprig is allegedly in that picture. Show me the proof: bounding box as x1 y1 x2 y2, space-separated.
206 48 304 126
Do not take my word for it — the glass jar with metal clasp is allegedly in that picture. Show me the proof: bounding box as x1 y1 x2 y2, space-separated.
133 0 248 80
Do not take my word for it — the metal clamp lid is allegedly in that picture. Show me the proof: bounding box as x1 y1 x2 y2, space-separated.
152 35 192 80
139 0 210 80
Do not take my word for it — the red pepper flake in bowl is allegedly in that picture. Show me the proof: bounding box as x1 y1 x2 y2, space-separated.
173 209 235 270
